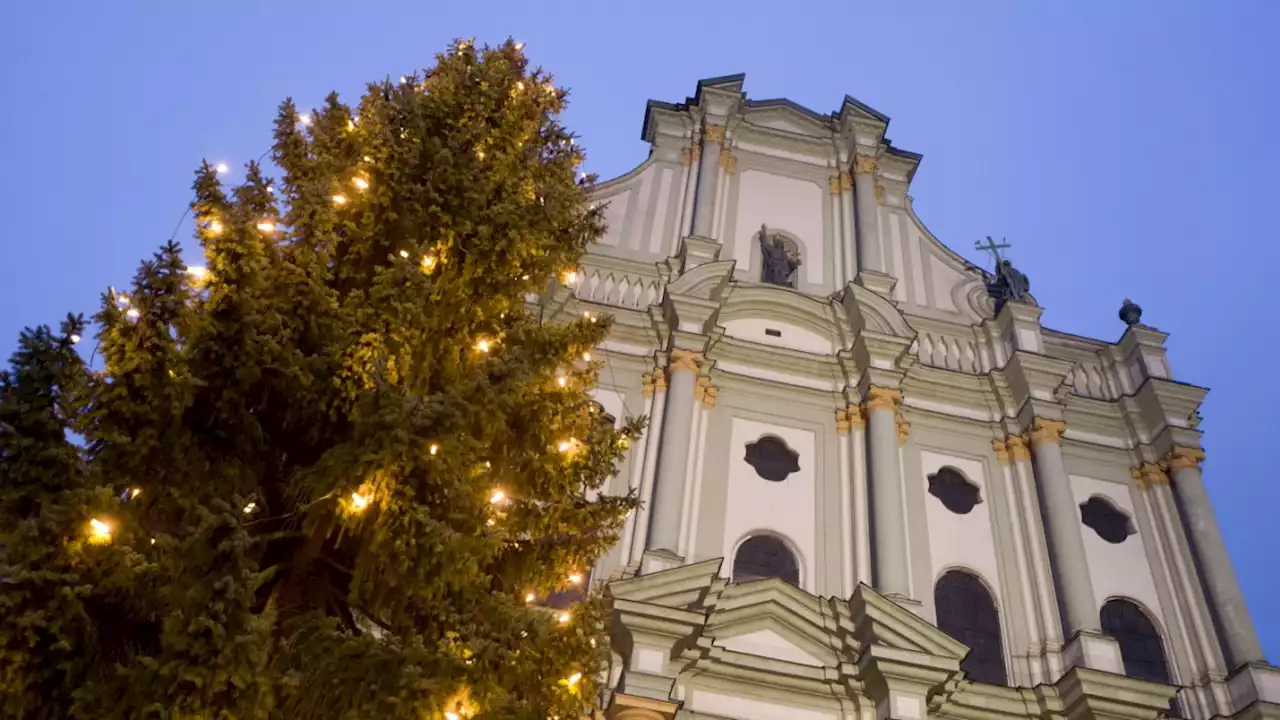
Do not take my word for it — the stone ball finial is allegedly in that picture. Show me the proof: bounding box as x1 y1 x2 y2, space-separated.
1119 298 1143 327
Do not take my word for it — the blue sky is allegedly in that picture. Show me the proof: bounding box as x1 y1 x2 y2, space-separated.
1 2 1275 658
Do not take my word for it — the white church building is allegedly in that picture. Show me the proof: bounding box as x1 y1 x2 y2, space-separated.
540 75 1278 720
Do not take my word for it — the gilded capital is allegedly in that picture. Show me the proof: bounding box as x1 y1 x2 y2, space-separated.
829 175 842 196
1132 462 1169 489
864 386 901 414
1167 446 1205 471
718 147 736 174
667 349 703 374
1006 435 1031 461
993 439 1011 465
896 418 911 446
836 405 866 435
641 368 667 397
853 154 877 175
1029 417 1066 446
694 375 718 408
840 171 853 192
703 125 725 143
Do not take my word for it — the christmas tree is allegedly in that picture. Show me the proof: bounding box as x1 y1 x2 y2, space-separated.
0 39 639 719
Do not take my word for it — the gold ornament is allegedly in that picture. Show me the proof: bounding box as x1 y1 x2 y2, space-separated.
853 155 877 175
1029 417 1066 446
992 439 1011 465
704 125 725 143
668 349 703 374
1167 446 1205 471
1006 435 1031 461
864 386 901 413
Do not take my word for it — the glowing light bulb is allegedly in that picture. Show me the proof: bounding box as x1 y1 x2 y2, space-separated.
242 502 257 514
525 592 536 603
568 573 582 585
486 518 496 527
70 334 81 344
558 440 571 453
558 612 571 624
566 672 582 686
117 294 130 305
332 194 347 205
399 250 410 258
88 518 112 544
521 274 530 281
362 155 372 162
125 308 140 320
299 113 312 126
347 119 355 131
186 265 209 282
429 444 439 456
515 80 524 92
266 184 275 194
130 487 142 499
562 270 577 284
400 75 408 84
421 254 436 271
256 221 276 233
582 352 591 362
446 713 460 720
150 537 156 545
350 491 369 512
208 220 223 234
475 338 491 353
556 376 567 387
215 163 230 174
353 177 369 191
514 41 524 50
489 489 505 504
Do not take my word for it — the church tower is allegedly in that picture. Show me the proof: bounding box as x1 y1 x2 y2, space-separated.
530 75 1278 720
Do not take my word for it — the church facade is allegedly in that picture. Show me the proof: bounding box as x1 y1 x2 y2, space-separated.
537 75 1278 720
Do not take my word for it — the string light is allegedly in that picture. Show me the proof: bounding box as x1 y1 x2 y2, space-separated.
186 265 209 283
566 672 582 686
562 270 578 285
130 487 142 499
243 502 257 514
350 491 370 512
208 220 223 234
421 254 437 272
514 41 524 51
215 163 230 174
346 119 356 131
582 352 591 362
332 194 347 205
266 184 276 194
525 592 536 603
558 612 571 624
353 176 369 191
558 440 572 453
87 518 112 544
70 334 81 344
117 294 130 305
362 155 372 163
429 443 439 456
557 376 567 387
299 113 312 126
445 713 460 720
256 221 276 233
489 489 505 504
475 338 492 353
486 518 496 527
399 250 410 258
150 537 156 545
125 308 140 320
568 573 582 585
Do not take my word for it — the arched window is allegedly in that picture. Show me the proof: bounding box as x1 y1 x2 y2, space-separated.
928 467 982 514
1101 599 1170 683
934 570 1007 686
732 535 799 586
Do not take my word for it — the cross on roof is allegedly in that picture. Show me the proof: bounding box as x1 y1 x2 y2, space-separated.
974 236 1011 267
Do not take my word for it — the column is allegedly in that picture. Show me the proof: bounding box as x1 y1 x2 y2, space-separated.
1027 417 1098 634
690 124 724 239
852 153 881 273
1167 446 1265 667
645 349 701 554
839 171 858 281
865 387 909 598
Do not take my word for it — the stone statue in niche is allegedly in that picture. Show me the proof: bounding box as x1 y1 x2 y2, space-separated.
758 224 801 287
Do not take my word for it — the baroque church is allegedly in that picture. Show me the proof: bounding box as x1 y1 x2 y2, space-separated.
533 75 1278 720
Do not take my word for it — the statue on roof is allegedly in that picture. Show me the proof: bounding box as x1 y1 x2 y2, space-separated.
974 236 1032 311
758 224 801 287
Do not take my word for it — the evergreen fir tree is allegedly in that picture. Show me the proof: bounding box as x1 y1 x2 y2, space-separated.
0 39 639 719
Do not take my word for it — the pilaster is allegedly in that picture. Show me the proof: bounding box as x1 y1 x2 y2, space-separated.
865 386 911 599
645 349 703 560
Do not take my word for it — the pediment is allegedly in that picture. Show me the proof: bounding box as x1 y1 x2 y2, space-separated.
849 583 967 660
839 282 914 338
741 102 833 139
716 627 831 667
608 558 723 609
665 260 735 301
717 284 841 351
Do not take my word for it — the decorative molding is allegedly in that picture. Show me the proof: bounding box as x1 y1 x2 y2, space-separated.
668 349 703 374
840 171 853 192
853 154 877 175
896 417 911 446
1131 462 1169 489
694 375 718 408
704 124 724 143
1029 417 1066 447
1167 445 1205 471
718 147 736 174
829 175 841 195
993 438 1011 465
1006 435 1031 462
864 386 902 413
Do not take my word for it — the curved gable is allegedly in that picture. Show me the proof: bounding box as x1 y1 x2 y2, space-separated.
718 285 840 355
